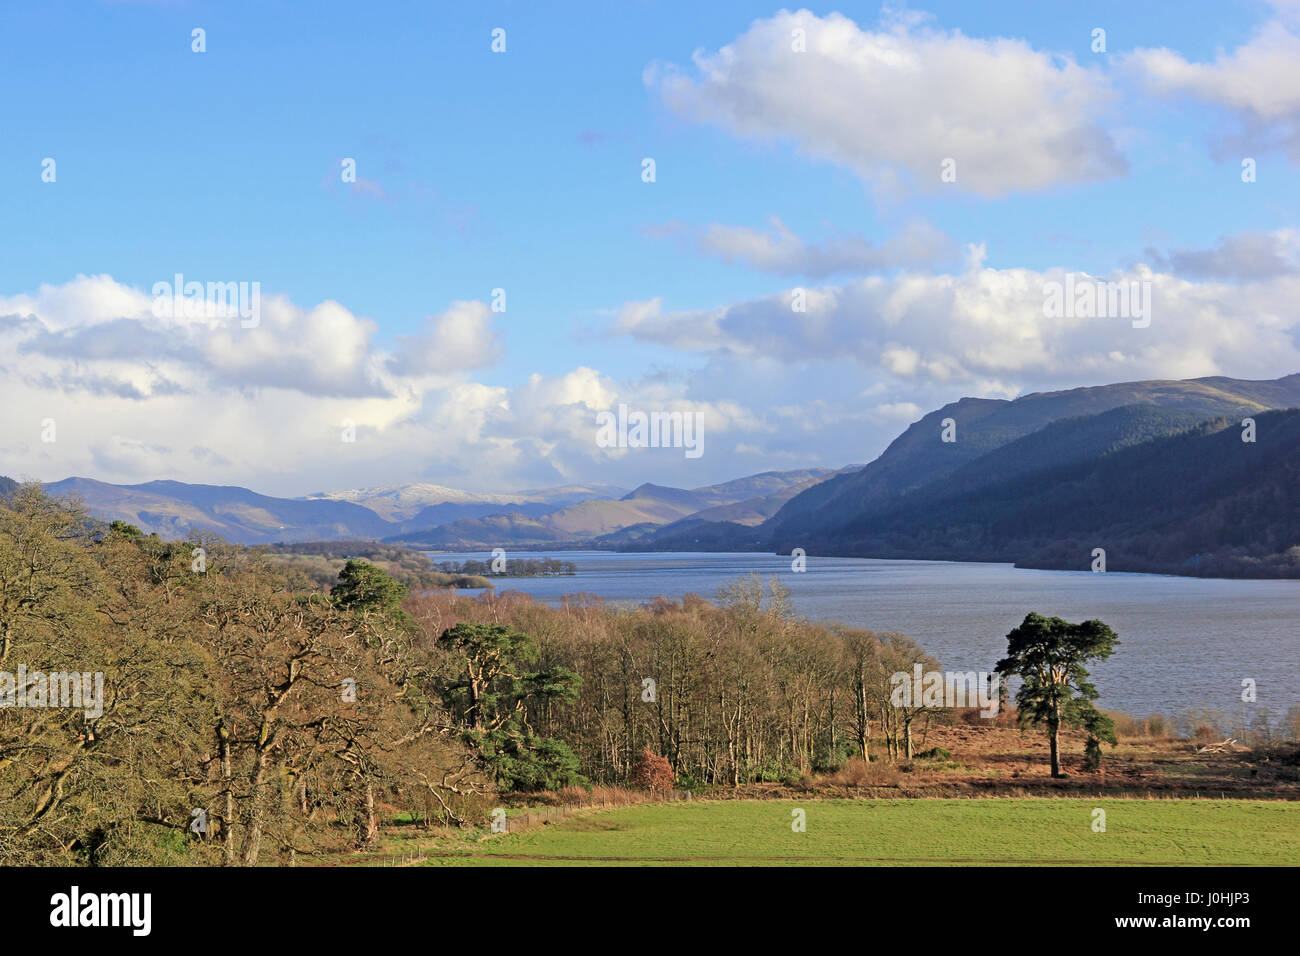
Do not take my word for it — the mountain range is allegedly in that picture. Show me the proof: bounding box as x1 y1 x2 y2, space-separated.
386 468 845 549
7 372 1300 577
627 372 1300 576
12 468 840 548
305 482 629 525
42 477 398 544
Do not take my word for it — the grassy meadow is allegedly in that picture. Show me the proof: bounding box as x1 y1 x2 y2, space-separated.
360 798 1300 867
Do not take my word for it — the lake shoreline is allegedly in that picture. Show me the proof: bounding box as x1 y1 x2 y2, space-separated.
423 549 1300 719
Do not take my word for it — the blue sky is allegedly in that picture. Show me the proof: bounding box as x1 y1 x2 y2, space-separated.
2 1 1299 495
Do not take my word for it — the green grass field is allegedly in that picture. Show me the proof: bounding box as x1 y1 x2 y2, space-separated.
414 799 1300 867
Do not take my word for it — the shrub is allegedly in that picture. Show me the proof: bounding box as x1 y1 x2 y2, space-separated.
828 757 903 788
1082 736 1103 772
1107 710 1140 738
812 737 853 774
631 748 674 791
831 756 871 787
1192 722 1220 743
751 759 793 784
673 771 704 792
915 746 952 761
558 785 589 805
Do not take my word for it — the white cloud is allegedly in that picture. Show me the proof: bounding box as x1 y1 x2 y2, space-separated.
90 437 174 479
2 276 402 399
646 8 1126 197
1128 8 1300 160
203 296 388 397
9 233 1299 499
613 298 725 351
1144 229 1300 281
880 345 921 376
690 218 958 276
873 401 923 422
388 300 502 378
614 233 1300 389
0 276 771 494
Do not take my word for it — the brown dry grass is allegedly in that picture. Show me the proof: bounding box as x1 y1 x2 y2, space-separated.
717 723 1300 801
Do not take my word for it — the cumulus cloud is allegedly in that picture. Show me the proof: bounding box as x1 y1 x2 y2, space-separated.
873 401 924 423
613 233 1300 389
645 8 1126 197
1128 6 1300 160
1144 230 1300 281
10 230 1299 498
2 276 409 399
684 218 958 276
388 300 502 377
203 296 391 398
0 276 771 494
612 298 724 352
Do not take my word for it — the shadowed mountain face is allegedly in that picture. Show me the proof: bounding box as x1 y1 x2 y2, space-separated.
803 407 1300 577
620 373 1300 577
14 373 1300 573
763 373 1300 546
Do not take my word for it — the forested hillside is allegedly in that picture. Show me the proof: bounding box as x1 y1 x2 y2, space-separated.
777 409 1300 577
765 373 1300 545
626 374 1300 577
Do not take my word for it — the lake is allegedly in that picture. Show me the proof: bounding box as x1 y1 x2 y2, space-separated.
433 550 1300 722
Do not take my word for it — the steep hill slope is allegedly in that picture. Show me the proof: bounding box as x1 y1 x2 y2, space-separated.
766 373 1300 545
785 408 1300 577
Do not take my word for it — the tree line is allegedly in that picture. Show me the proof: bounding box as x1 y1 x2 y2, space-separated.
409 577 961 789
0 484 1127 864
435 557 577 577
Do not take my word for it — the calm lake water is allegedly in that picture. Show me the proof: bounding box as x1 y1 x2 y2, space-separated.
434 550 1300 720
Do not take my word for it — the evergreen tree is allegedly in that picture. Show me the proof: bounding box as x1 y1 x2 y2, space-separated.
994 612 1119 777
